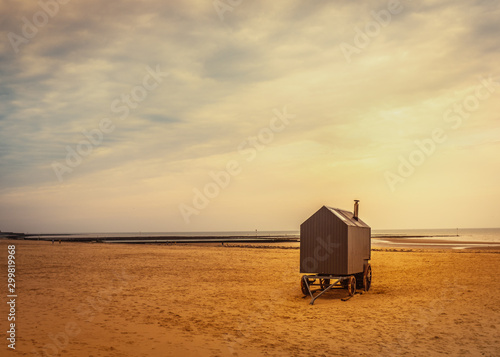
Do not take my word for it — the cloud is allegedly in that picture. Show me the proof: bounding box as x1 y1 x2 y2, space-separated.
0 0 499 231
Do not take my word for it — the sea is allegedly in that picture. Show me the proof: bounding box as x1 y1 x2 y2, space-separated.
371 228 500 243
23 228 500 243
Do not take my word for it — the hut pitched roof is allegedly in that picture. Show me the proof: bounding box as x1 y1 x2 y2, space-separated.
324 206 370 228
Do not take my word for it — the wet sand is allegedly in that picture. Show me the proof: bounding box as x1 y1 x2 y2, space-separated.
372 237 500 250
1 239 499 356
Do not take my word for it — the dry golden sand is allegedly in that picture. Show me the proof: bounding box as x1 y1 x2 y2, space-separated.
1 239 499 356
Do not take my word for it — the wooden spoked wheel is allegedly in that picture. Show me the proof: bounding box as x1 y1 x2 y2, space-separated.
301 277 311 296
347 276 356 296
355 272 364 289
320 278 331 290
363 264 372 292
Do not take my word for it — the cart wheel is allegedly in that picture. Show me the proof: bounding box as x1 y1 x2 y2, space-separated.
301 276 310 296
347 276 356 296
355 272 364 289
363 264 372 292
320 278 331 290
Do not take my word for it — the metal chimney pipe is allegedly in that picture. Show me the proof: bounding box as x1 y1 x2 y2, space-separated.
353 200 359 220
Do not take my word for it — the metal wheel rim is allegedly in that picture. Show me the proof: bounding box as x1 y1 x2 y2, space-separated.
320 278 330 290
348 276 356 296
364 265 372 292
301 277 310 296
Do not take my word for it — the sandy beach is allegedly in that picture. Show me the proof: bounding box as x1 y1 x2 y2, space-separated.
1 239 499 356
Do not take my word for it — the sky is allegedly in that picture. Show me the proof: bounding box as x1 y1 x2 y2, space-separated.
0 0 499 233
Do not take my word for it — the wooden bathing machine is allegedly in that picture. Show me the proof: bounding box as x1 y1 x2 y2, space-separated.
300 200 371 276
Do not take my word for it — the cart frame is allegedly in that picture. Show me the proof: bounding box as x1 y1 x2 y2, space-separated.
301 275 354 305
301 263 371 305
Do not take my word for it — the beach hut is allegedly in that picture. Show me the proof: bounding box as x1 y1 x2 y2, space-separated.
300 200 372 303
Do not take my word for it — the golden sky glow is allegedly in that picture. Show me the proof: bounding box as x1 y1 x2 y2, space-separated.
1 0 499 232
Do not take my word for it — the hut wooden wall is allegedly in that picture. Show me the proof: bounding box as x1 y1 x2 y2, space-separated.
300 206 348 275
347 226 371 274
300 206 371 276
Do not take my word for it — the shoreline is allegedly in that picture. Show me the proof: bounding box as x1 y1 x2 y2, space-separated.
3 237 500 251
372 237 500 250
2 232 500 250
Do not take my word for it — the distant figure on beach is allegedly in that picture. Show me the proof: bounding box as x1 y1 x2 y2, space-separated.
52 239 54 244
59 240 61 244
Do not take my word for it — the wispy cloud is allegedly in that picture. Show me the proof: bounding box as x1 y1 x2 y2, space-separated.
0 0 499 232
